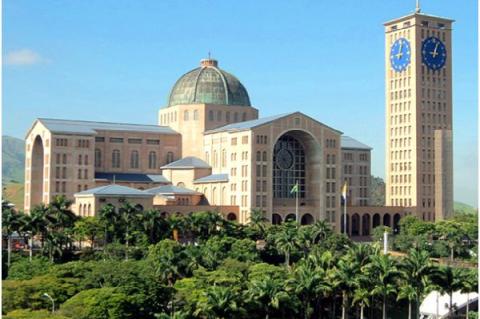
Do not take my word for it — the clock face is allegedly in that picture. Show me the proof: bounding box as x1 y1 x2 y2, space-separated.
422 37 447 71
276 148 294 170
390 38 411 72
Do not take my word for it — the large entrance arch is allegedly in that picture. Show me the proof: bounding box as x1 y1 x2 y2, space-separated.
31 135 45 206
272 129 322 221
393 213 401 234
362 214 371 236
373 214 381 229
272 213 282 225
383 214 391 227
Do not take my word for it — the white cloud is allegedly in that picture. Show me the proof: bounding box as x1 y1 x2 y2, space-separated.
4 49 47 66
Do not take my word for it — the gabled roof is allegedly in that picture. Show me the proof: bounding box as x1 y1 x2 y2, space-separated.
145 185 201 195
75 184 153 197
204 112 342 135
95 172 170 183
204 113 294 134
193 173 229 184
341 136 372 150
161 156 210 169
30 118 178 136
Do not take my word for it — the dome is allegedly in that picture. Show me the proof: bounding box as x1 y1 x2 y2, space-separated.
167 59 251 107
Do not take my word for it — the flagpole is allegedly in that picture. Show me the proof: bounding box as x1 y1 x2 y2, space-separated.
343 196 347 236
295 180 299 223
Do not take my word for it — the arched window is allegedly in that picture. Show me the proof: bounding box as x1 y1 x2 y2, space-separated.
87 204 91 216
78 154 82 165
222 149 226 167
166 152 174 163
256 151 261 161
95 149 102 168
131 150 139 168
112 150 121 168
234 112 239 122
63 154 67 164
84 155 88 165
212 187 217 204
262 151 267 161
79 204 83 217
273 134 306 198
205 151 210 165
226 112 231 123
184 110 189 121
148 151 157 169
177 182 185 188
217 111 222 121
208 110 214 121
242 112 247 121
213 150 217 167
193 110 199 120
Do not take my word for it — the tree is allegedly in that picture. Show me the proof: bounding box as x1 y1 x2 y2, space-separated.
119 202 139 260
435 220 466 262
352 287 370 319
461 269 478 319
246 277 289 319
73 217 103 249
139 209 166 244
274 221 299 267
397 284 417 319
2 202 20 268
99 203 117 245
59 287 134 319
366 254 399 319
333 254 360 319
399 248 434 319
195 285 243 319
248 209 268 239
431 266 471 316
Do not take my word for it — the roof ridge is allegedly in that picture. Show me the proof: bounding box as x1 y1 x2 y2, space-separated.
38 118 169 128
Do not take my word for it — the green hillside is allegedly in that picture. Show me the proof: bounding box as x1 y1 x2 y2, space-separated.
2 135 25 183
454 201 478 215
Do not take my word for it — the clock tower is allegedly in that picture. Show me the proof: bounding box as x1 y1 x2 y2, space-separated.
384 4 454 221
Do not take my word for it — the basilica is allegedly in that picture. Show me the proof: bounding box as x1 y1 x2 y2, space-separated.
24 6 454 236
24 57 376 233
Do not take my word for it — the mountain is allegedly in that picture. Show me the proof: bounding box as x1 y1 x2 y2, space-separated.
370 175 386 206
2 135 25 183
453 201 478 215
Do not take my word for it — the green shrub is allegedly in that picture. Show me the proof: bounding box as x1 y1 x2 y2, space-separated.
2 275 80 313
8 257 53 280
4 309 70 319
59 288 134 319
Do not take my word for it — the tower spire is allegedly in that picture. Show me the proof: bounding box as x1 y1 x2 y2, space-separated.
415 0 421 13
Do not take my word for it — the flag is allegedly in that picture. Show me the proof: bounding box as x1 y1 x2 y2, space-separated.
341 181 348 201
290 181 299 194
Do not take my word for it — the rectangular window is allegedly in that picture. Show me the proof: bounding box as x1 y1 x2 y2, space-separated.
146 139 160 145
95 137 105 142
128 138 142 144
110 138 124 143
242 136 248 144
231 138 237 146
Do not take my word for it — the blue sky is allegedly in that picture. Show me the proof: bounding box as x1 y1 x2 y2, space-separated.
3 0 478 207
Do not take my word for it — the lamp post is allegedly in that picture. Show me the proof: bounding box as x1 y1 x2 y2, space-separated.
42 293 55 313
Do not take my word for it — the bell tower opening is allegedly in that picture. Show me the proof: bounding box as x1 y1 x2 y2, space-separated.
31 135 45 207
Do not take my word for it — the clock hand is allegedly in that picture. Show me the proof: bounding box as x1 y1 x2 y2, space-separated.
430 42 439 58
396 40 403 59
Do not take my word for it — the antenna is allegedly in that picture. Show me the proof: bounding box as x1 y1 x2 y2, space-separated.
208 51 211 59
415 0 421 13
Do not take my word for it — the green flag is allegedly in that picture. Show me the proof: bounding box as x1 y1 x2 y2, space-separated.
290 182 299 194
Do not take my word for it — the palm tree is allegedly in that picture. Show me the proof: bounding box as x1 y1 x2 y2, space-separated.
247 277 289 319
352 287 370 319
366 254 399 319
311 220 333 243
99 203 117 246
248 208 268 239
397 284 417 319
399 248 434 319
119 202 139 260
140 209 164 244
333 254 359 319
461 269 478 319
274 221 299 267
431 266 471 316
195 286 242 319
43 232 66 262
2 202 19 267
30 204 49 249
16 212 34 261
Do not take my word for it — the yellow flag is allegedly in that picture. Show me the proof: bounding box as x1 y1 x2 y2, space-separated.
341 181 348 200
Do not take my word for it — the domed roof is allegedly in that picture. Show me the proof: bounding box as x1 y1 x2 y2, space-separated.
167 59 251 107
